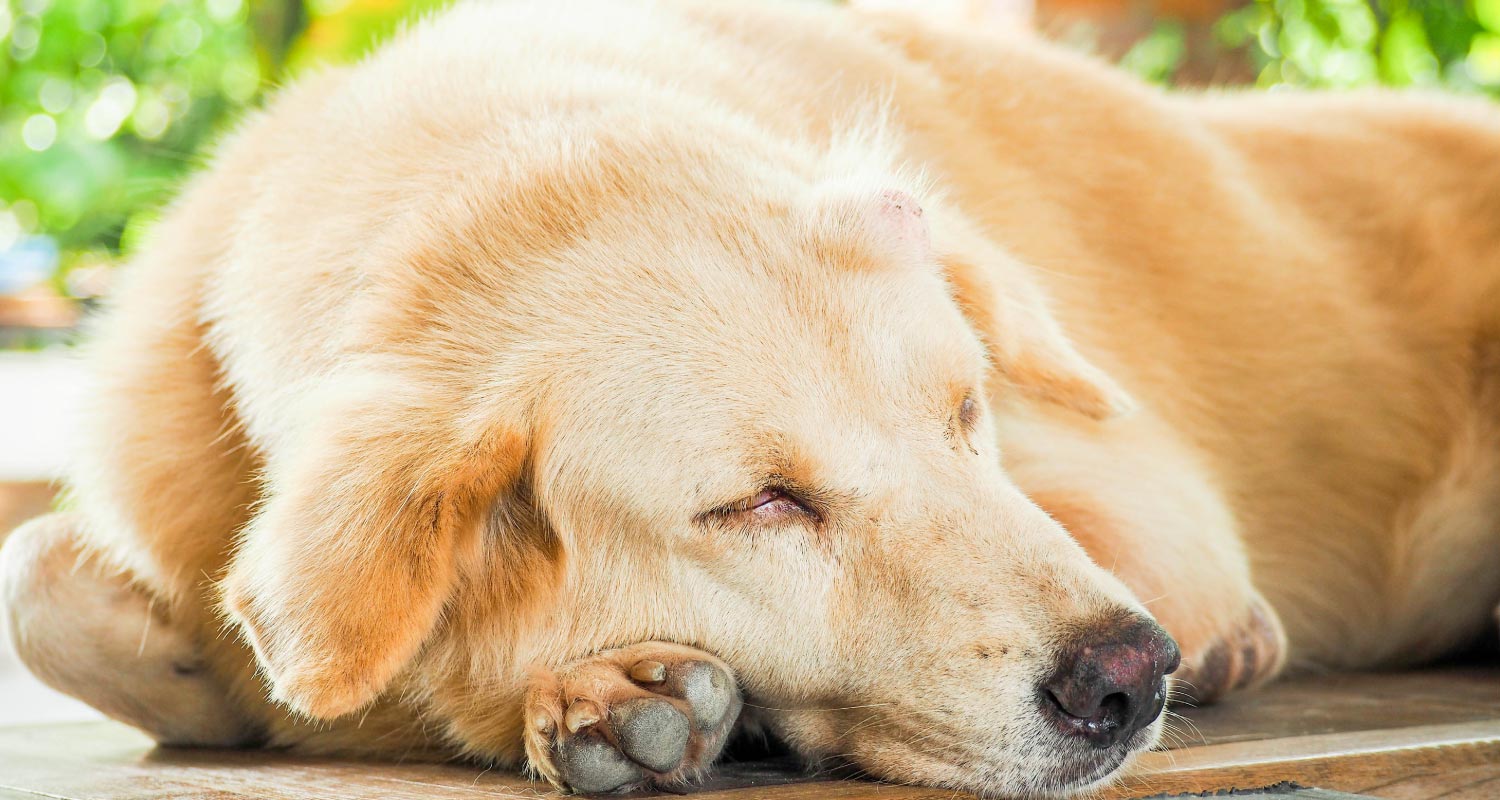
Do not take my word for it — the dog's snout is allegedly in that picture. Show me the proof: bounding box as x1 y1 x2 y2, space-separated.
1039 616 1179 748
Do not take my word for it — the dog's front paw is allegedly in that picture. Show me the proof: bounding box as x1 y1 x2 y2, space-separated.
523 642 742 794
1174 593 1287 705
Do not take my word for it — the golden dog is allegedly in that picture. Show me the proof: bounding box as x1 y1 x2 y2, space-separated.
5 0 1499 796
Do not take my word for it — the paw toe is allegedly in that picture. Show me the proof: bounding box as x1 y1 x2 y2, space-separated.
613 697 690 773
557 734 645 794
675 661 734 729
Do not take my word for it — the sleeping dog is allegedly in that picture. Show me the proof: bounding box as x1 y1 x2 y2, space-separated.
5 0 1500 796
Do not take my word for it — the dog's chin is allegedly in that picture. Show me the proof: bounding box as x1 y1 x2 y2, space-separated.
910 721 1162 800
1017 723 1161 799
779 706 1163 800
1028 742 1143 798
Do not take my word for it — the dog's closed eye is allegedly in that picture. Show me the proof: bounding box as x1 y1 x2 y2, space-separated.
700 487 820 526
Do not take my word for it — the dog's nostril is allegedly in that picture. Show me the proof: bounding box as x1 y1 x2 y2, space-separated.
1043 684 1137 744
1044 683 1129 723
1039 615 1177 749
1097 691 1129 724
1043 687 1067 716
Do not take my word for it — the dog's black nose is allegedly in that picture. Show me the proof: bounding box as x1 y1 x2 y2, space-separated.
1039 615 1179 748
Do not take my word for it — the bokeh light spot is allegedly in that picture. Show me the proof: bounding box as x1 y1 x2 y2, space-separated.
84 78 137 140
21 114 57 152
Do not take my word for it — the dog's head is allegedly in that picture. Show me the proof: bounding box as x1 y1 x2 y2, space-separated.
224 105 1176 796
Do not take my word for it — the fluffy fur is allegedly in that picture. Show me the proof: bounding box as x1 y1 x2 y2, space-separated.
4 0 1499 797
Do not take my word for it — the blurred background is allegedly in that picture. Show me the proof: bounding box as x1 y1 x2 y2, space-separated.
2 0 1499 353
1 0 1498 360
0 0 1497 725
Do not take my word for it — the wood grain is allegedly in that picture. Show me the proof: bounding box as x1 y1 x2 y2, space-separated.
1161 668 1500 745
0 668 1496 799
1104 720 1500 798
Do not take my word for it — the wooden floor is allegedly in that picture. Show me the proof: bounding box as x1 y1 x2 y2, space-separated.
1 668 1496 799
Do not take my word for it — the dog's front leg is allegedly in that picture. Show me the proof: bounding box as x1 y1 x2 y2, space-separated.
523 642 743 793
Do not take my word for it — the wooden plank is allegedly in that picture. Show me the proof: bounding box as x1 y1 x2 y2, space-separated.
0 668 1495 800
0 723 541 800
4 718 1488 799
1350 761 1500 800
1162 669 1500 746
1103 720 1500 798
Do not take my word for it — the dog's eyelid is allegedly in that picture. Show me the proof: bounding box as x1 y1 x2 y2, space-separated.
696 483 823 526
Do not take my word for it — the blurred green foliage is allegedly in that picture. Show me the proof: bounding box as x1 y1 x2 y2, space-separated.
1 0 1496 302
1124 0 1500 91
1 0 264 291
0 0 444 297
1219 0 1500 90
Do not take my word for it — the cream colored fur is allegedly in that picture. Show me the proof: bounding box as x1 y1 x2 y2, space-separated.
3 0 1500 797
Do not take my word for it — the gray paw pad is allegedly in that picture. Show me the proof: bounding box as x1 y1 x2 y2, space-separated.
556 735 644 794
676 662 733 730
612 697 690 773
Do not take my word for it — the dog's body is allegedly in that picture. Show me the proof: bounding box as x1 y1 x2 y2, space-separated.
4 1 1500 796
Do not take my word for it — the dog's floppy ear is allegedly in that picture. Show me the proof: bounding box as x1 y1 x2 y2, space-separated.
936 220 1136 421
223 374 527 719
